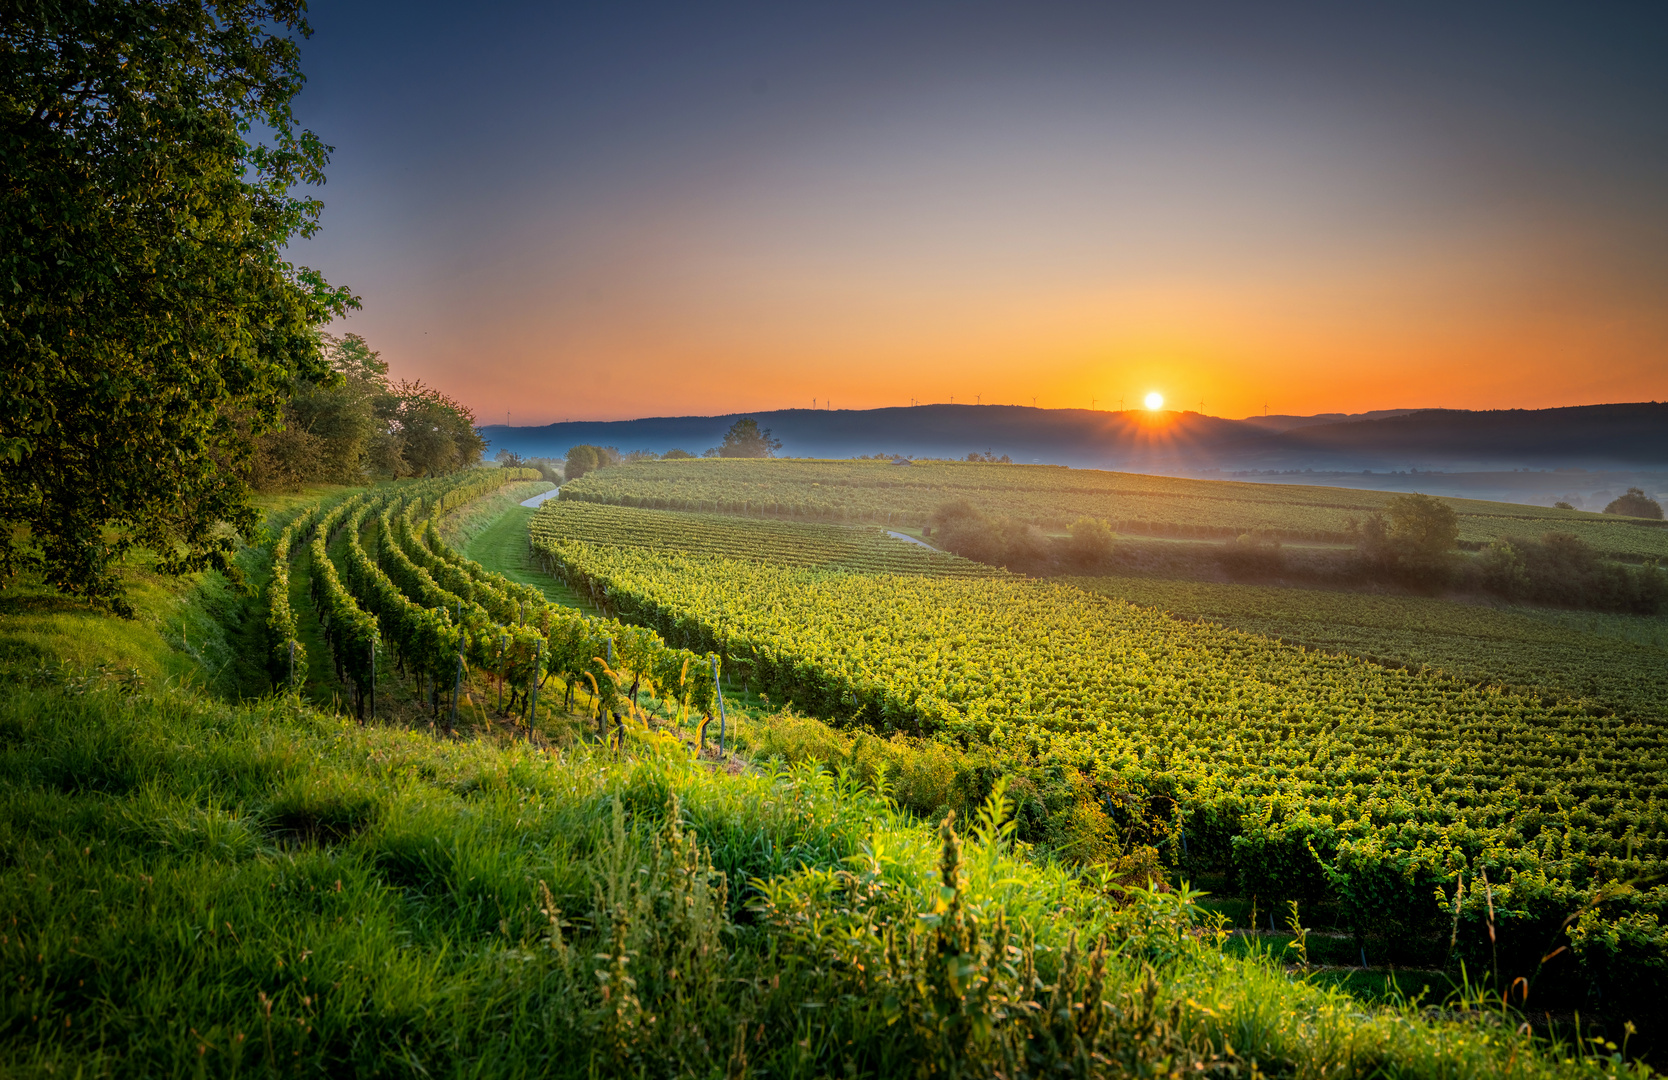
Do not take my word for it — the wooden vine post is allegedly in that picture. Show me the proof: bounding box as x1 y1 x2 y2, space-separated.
527 638 544 726
497 632 507 713
449 650 464 726
712 654 727 756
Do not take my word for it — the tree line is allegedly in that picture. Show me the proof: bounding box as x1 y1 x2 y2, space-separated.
926 492 1668 615
254 334 486 489
548 418 783 483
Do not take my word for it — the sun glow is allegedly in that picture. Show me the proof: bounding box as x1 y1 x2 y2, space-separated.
1144 391 1164 411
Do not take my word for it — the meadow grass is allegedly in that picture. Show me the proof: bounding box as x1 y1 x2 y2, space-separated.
2 680 1642 1078
0 488 1653 1077
434 480 554 550
463 504 602 616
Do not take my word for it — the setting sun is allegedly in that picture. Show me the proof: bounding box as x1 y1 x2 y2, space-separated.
1144 391 1164 410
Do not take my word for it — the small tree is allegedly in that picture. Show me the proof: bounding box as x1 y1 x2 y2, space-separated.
715 418 782 459
663 448 696 460
495 449 526 469
1066 517 1115 568
1604 487 1663 519
1385 493 1459 558
1358 493 1458 583
565 445 600 481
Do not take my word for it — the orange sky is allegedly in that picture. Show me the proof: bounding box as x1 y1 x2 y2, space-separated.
298 3 1668 424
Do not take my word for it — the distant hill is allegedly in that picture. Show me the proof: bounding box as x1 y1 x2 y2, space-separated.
1238 409 1423 433
1270 404 1668 466
483 401 1668 475
483 404 1258 467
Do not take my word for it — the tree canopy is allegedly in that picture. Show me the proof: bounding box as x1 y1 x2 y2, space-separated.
715 418 782 459
0 0 355 613
564 444 621 482
1356 493 1459 581
1603 487 1663 519
252 334 487 489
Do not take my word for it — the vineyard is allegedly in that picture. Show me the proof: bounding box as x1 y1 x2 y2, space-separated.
557 458 1668 557
9 470 1662 1075
531 500 1668 1006
263 470 729 747
528 501 1002 577
1071 574 1668 725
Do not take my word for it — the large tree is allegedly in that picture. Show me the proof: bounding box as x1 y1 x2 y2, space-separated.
0 0 355 613
388 381 486 477
253 333 390 489
1604 487 1663 520
715 417 782 459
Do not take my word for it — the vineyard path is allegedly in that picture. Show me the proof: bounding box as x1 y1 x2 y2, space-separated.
465 504 604 617
887 529 936 550
287 543 350 710
520 487 560 508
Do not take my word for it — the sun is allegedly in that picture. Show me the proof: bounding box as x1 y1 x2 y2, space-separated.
1144 391 1164 411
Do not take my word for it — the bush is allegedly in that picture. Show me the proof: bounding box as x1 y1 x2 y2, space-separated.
1066 517 1115 568
1355 493 1459 587
930 500 1049 570
1473 532 1667 613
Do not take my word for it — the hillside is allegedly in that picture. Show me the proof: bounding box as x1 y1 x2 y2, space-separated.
2 471 1659 1075
482 401 1668 478
531 497 1668 1035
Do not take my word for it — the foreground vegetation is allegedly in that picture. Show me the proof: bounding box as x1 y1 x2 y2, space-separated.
14 674 1643 1077
532 500 1668 1028
0 473 1656 1075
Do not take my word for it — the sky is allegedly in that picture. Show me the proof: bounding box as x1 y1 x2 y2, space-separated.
291 1 1668 424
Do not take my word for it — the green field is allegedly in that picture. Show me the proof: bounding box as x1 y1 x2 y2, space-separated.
1069 575 1668 725
5 471 1659 1076
532 500 1668 1021
530 500 1003 577
557 457 1668 557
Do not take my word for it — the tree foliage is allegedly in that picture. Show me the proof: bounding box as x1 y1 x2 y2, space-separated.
251 335 486 489
714 418 782 459
1604 487 1663 520
565 444 620 482
1065 516 1115 568
0 0 355 612
926 500 1047 568
389 380 486 477
1356 493 1458 582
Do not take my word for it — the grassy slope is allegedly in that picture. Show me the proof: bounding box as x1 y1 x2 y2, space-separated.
0 485 1642 1077
10 682 1609 1078
435 479 553 549
0 486 356 697
464 504 602 616
1070 574 1668 724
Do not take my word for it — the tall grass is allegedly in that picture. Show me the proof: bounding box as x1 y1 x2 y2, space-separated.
0 679 1645 1077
